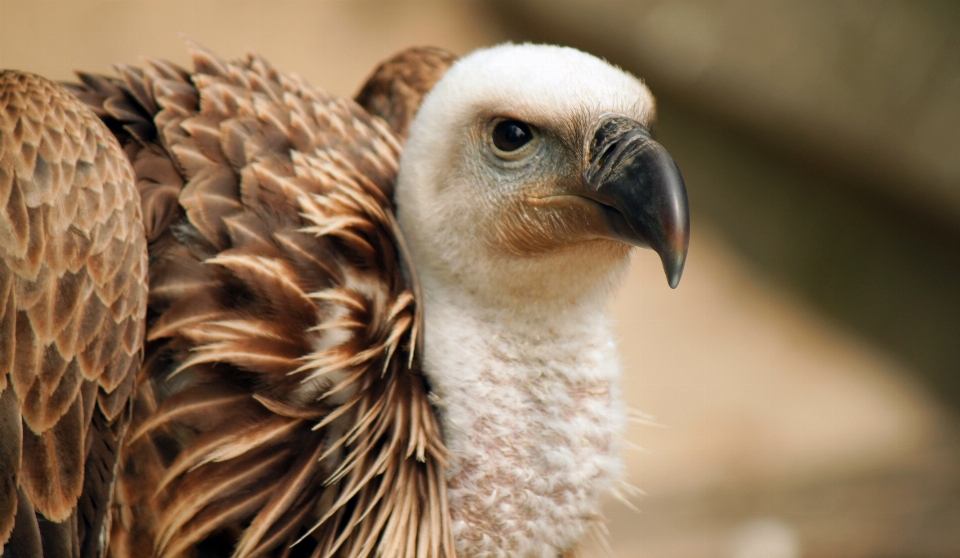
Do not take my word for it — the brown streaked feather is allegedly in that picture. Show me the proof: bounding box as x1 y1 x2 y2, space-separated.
77 405 125 558
0 386 21 547
4 489 42 558
60 43 457 558
19 393 85 523
0 71 148 556
355 46 458 139
36 508 79 558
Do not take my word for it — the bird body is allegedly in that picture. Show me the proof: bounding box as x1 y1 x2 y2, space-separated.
0 43 688 558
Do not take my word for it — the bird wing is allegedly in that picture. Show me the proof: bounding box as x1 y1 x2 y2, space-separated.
355 46 458 139
66 44 454 558
0 71 148 557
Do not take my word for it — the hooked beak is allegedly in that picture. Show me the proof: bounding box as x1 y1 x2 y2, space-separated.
582 115 690 288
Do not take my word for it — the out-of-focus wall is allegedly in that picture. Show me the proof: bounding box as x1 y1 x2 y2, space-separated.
0 1 500 95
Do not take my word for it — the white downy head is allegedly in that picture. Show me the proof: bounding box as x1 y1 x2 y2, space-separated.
395 43 660 316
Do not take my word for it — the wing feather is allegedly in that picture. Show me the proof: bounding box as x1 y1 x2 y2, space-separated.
19 380 85 523
62 44 456 558
354 46 458 139
1 71 147 556
0 386 21 546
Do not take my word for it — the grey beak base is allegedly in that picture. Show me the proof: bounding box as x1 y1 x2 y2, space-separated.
584 116 690 288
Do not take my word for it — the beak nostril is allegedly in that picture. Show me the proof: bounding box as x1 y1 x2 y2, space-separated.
596 141 618 172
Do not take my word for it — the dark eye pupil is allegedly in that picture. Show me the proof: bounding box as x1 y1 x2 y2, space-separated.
492 120 533 152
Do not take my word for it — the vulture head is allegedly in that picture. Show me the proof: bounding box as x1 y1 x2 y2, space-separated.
395 44 689 313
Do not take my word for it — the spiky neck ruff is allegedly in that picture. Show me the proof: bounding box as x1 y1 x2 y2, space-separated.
418 274 627 557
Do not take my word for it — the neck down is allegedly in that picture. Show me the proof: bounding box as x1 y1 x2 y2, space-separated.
419 280 626 557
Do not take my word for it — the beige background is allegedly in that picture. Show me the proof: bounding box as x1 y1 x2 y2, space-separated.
2 2 957 557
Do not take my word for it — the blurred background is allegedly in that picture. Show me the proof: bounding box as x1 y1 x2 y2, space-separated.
2 1 959 557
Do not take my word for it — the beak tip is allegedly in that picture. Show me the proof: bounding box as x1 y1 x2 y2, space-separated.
660 241 687 289
664 256 685 289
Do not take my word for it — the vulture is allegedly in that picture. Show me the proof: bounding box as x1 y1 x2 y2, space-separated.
0 42 688 558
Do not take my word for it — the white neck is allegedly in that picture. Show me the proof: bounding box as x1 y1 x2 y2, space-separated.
419 275 626 557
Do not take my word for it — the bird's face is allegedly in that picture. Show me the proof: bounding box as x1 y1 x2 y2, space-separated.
396 44 688 308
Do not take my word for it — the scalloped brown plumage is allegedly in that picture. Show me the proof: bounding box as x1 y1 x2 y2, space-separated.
1 44 457 558
0 69 148 558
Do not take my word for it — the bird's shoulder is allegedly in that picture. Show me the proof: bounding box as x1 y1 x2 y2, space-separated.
0 69 148 557
64 44 453 558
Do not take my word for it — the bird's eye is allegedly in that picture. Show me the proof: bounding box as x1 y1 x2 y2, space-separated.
491 119 536 155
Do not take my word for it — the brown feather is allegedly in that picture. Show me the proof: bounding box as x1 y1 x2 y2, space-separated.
36 508 80 558
1 70 147 556
44 43 460 558
0 386 21 547
4 489 42 557
354 47 458 139
77 402 124 558
0 45 462 558
19 389 85 523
